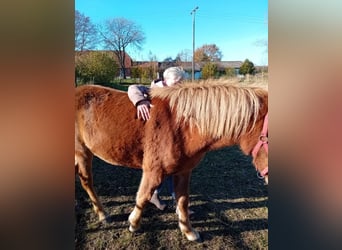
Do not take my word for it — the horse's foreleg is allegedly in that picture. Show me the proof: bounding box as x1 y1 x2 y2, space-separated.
75 151 107 222
174 172 201 241
128 170 162 232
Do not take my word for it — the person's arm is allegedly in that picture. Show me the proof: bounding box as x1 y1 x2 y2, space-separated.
128 85 151 121
128 85 150 106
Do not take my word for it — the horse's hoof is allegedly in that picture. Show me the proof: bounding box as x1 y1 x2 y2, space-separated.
98 212 108 223
128 210 141 232
129 224 139 233
185 230 201 241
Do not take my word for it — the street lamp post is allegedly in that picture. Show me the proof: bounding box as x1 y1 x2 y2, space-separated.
190 6 199 82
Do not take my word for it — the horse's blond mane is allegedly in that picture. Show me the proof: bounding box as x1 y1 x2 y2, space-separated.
150 79 268 140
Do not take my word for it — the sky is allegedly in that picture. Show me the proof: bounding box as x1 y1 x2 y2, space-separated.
75 0 268 66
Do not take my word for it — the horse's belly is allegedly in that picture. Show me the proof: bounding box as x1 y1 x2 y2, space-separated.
92 149 142 169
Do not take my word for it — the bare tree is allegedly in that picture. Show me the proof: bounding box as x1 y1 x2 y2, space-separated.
254 39 268 52
175 49 192 62
194 44 223 62
75 10 98 51
99 18 145 79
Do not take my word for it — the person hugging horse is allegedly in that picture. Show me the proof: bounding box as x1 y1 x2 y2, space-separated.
128 66 194 215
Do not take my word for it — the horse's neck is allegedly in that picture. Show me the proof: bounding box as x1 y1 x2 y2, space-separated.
209 137 237 150
183 127 237 156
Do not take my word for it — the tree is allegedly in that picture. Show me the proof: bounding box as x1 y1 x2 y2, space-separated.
163 57 175 63
75 10 98 51
75 51 119 85
194 44 222 62
162 56 176 70
99 18 145 79
175 49 192 62
147 51 158 79
130 66 142 83
201 62 218 79
239 59 256 75
225 67 236 77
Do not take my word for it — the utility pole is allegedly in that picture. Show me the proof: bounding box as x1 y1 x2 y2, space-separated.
190 6 199 82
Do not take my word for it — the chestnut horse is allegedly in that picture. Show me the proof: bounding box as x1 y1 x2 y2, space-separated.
75 80 268 241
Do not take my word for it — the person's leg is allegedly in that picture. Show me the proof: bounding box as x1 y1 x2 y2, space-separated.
150 182 166 210
166 176 176 200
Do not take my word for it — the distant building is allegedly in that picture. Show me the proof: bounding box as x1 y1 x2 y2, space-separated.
75 50 267 78
216 61 243 75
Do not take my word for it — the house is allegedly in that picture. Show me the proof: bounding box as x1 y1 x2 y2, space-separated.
131 61 160 79
216 61 243 75
131 60 246 79
75 50 261 79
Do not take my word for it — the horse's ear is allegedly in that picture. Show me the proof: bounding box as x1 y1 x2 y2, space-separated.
257 90 268 116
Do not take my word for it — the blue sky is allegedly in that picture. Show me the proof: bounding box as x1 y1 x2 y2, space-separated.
76 0 268 65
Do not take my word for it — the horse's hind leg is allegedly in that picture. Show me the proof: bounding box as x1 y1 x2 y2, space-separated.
174 171 201 241
75 149 107 222
128 170 163 232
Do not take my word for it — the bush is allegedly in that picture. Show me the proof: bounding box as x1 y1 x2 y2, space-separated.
239 59 255 75
75 51 119 85
225 67 236 77
201 62 218 79
130 66 142 79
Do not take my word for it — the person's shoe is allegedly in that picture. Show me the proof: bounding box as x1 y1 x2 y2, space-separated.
176 206 194 215
150 192 167 211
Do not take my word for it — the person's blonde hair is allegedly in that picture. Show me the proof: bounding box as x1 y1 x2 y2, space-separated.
163 67 185 86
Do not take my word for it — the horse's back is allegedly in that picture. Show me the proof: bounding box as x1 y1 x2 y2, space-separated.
75 84 127 111
75 85 144 168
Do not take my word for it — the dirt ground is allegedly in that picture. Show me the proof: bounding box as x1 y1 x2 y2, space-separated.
75 146 268 249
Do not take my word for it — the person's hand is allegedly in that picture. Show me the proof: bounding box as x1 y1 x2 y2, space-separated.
137 100 151 121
